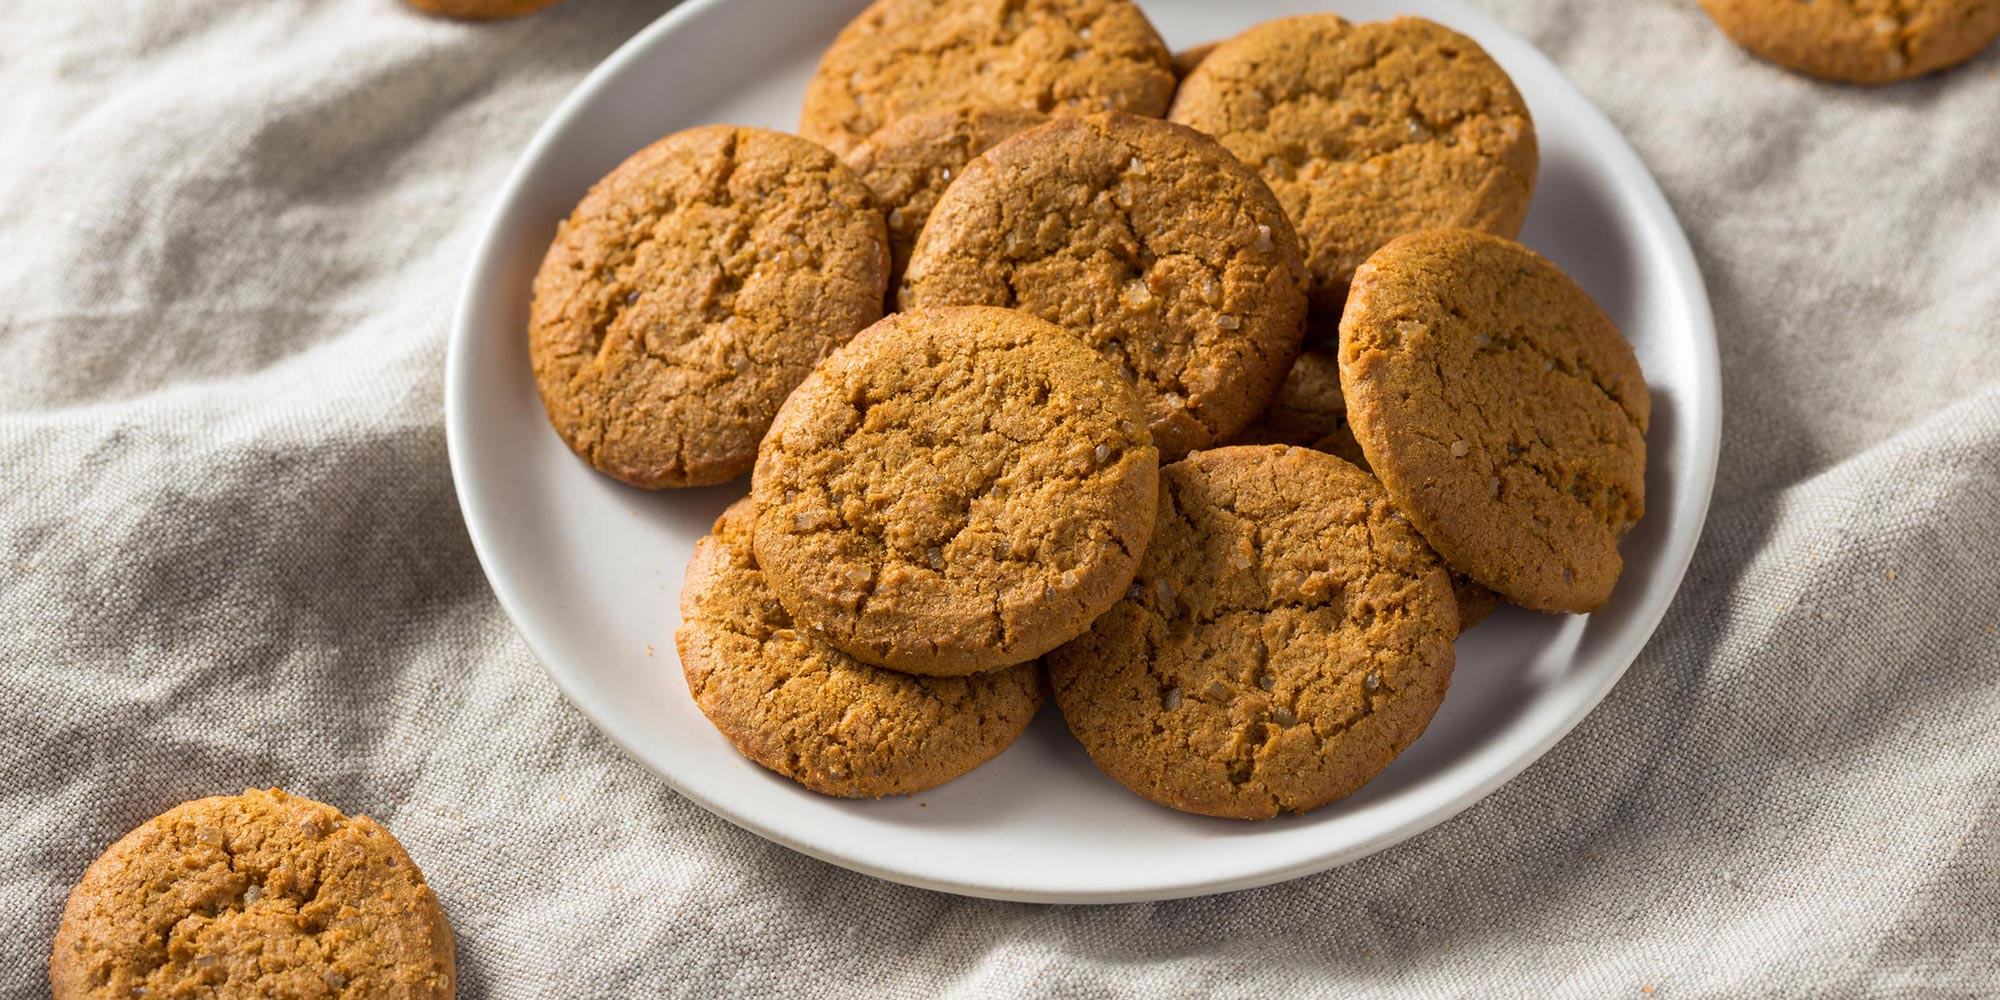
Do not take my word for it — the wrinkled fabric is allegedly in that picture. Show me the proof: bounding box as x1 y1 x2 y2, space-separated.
3 1 1996 997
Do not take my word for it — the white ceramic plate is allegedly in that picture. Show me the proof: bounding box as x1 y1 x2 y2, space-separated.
446 0 1720 903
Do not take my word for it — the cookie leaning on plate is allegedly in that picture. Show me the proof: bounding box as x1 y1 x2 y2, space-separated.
843 106 1046 293
1048 445 1458 820
800 0 1176 157
903 112 1308 460
51 789 453 1000
1339 229 1649 614
752 306 1159 676
680 500 1045 797
1700 0 2000 84
529 124 887 489
1171 15 1538 312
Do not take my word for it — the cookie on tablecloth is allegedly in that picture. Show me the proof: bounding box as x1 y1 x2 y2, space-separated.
1048 445 1458 820
1700 0 2000 83
51 789 453 1000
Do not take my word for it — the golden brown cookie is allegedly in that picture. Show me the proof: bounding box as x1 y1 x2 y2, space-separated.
1339 229 1649 614
403 0 560 18
903 112 1308 460
1171 40 1220 79
529 125 888 489
1048 445 1457 820
752 306 1159 676
1170 15 1537 312
843 107 1046 296
1700 0 2000 83
51 789 452 1000
679 500 1045 797
800 0 1176 157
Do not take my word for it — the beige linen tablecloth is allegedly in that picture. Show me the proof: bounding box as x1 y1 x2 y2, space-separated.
4 1 1997 995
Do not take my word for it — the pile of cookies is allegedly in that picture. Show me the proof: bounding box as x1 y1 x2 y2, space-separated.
526 0 1649 820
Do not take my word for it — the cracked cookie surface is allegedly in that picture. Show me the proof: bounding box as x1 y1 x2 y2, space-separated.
903 112 1307 461
679 500 1045 797
752 306 1158 676
1169 15 1537 312
799 0 1175 157
1339 229 1649 614
51 789 452 1000
529 124 887 489
1700 0 2000 83
844 106 1046 295
1047 445 1457 820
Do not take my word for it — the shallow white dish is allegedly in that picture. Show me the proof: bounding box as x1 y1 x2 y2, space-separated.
446 0 1720 903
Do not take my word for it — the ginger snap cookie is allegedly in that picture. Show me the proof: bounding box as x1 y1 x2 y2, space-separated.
1048 445 1457 820
843 106 1046 294
800 0 1176 157
752 306 1158 676
903 112 1308 460
51 789 452 1000
1700 0 2000 83
1339 229 1649 614
529 124 887 489
1170 15 1537 312
679 500 1045 796
403 0 559 17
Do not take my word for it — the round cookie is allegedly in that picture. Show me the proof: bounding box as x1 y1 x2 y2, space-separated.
800 0 1176 157
679 500 1045 797
903 112 1308 460
1339 229 1650 614
1047 445 1458 820
752 306 1159 676
1169 15 1538 312
1700 0 2000 83
843 107 1046 294
529 124 888 489
403 0 560 17
51 789 452 1000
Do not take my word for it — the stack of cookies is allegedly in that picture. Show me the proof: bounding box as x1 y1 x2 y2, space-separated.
526 0 1650 820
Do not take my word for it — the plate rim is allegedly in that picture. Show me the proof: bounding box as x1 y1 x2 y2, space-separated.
444 0 1722 904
